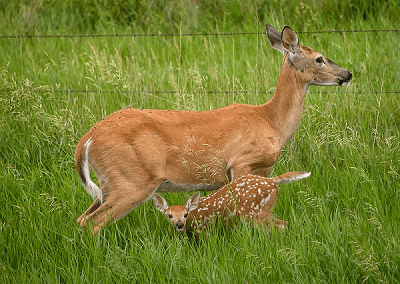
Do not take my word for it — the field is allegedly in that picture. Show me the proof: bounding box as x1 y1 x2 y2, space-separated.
1 0 400 282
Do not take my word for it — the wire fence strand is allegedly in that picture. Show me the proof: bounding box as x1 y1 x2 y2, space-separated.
1 89 399 95
1 29 399 39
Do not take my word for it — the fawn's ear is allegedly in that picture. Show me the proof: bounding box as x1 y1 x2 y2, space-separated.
153 194 169 213
185 192 200 213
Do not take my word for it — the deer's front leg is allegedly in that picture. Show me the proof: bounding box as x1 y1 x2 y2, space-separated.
228 147 280 180
228 164 253 180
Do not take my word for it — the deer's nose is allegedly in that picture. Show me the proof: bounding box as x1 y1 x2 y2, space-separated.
338 71 353 86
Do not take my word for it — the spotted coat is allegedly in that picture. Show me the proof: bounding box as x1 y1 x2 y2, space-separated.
186 172 308 232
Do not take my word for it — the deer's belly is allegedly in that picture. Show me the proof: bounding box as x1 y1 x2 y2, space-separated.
157 180 223 193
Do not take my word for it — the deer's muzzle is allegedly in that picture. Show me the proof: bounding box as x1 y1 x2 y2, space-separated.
338 71 353 86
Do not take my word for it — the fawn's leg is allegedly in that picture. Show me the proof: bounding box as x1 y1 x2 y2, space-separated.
272 218 288 230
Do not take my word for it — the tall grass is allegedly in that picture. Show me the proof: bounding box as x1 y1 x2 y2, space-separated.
1 0 399 283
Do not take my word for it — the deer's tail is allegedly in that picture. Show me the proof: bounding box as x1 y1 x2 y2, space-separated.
75 137 103 203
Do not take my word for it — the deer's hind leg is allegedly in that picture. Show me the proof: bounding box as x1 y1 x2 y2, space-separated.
79 177 163 235
77 198 101 225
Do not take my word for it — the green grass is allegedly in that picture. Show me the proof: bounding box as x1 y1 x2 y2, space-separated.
1 0 400 282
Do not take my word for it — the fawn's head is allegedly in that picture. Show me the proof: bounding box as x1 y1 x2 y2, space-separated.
266 24 352 88
153 192 200 232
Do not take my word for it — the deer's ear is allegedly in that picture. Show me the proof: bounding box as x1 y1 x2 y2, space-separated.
281 26 300 54
153 194 169 213
185 192 200 213
266 24 285 54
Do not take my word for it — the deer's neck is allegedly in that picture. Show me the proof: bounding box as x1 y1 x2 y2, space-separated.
264 57 308 146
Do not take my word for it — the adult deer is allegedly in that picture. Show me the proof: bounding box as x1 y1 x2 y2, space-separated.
153 171 311 234
75 24 352 234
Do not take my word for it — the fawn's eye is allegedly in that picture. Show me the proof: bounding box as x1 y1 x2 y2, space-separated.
168 214 173 219
316 56 324 64
184 213 188 218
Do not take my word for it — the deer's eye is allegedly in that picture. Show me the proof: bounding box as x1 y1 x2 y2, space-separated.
168 214 173 219
316 56 324 64
184 213 188 218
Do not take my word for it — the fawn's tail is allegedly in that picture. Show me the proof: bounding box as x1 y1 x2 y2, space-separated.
273 171 311 184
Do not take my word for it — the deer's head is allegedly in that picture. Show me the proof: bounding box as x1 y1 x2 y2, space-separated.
266 24 352 88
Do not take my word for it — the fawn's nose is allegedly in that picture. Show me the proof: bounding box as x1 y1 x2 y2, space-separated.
175 220 185 230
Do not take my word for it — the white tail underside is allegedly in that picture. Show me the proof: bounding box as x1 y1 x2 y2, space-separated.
275 171 311 184
82 138 103 203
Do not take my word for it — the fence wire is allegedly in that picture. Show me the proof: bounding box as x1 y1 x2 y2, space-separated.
1 89 398 95
1 29 399 39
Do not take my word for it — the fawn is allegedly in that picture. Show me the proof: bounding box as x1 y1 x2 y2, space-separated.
153 171 311 234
